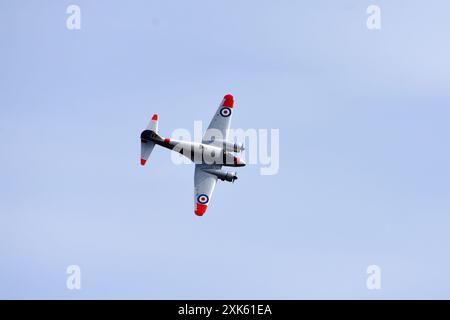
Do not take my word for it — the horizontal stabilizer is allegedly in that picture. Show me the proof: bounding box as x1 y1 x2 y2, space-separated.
147 114 159 133
140 140 155 166
140 114 160 166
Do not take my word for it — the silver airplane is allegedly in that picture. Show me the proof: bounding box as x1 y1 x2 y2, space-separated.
140 94 246 216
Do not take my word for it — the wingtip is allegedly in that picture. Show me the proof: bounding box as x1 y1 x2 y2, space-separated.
195 203 208 216
222 94 234 108
140 159 147 166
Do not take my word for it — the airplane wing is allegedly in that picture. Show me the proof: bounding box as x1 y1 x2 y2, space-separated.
194 164 220 216
202 94 234 143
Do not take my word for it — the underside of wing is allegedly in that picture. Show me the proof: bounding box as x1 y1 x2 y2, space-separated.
202 94 234 143
194 164 220 216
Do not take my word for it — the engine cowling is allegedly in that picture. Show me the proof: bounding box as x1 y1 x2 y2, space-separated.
227 141 244 152
215 140 244 152
203 169 238 182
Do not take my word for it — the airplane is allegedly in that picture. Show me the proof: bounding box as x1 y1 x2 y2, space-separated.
140 94 246 216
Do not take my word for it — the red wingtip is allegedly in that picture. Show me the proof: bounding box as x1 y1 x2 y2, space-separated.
152 114 158 121
140 159 147 166
195 203 208 216
222 94 234 108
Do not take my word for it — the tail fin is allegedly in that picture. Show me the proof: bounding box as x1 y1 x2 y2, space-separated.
140 114 159 166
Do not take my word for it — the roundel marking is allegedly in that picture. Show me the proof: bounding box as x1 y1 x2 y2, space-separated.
197 194 209 204
220 107 232 117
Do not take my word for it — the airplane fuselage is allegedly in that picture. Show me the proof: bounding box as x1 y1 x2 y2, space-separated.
141 130 245 167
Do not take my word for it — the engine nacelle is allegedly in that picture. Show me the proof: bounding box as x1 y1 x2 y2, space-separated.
203 169 238 182
226 141 244 152
207 139 244 152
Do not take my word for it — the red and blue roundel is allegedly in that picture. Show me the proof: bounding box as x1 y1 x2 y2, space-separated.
220 107 232 117
197 194 209 204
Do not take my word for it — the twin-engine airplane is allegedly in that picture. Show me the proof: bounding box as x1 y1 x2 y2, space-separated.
140 94 245 216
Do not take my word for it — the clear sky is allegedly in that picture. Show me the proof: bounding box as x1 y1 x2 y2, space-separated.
1 0 450 299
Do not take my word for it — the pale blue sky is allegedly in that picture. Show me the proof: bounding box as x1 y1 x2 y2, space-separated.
1 0 450 299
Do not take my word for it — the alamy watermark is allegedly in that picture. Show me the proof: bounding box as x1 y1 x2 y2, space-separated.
366 265 381 290
66 5 81 30
367 5 381 30
66 265 81 290
167 121 280 176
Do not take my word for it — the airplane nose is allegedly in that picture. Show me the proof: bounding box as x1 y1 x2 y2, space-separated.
234 157 246 167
